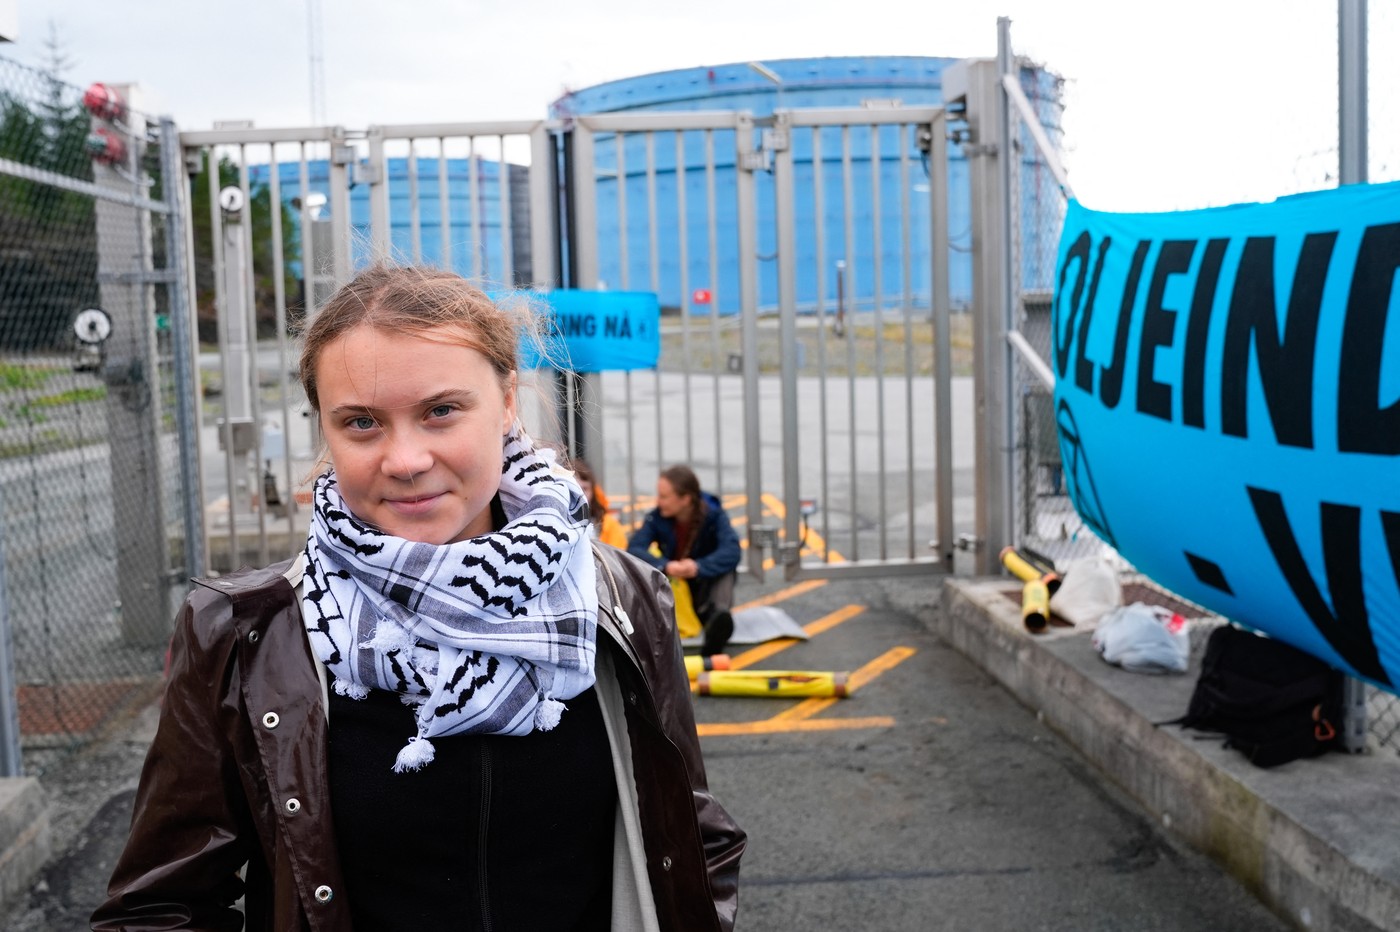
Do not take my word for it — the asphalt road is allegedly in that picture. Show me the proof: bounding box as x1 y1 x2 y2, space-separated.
0 571 1287 932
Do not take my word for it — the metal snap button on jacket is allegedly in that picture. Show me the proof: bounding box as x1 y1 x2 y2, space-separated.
314 885 333 903
284 797 301 814
262 712 280 729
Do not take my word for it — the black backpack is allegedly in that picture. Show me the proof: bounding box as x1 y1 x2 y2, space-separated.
1170 625 1346 768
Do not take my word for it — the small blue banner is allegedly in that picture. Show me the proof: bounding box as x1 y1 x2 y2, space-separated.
1051 180 1400 689
520 289 661 373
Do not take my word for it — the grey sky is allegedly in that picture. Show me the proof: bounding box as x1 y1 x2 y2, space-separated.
8 0 1398 211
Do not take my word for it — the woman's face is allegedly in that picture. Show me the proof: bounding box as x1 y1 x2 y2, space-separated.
316 323 516 544
656 477 688 519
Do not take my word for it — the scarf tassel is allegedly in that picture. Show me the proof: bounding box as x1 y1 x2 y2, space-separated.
534 697 566 731
332 678 370 701
392 735 437 773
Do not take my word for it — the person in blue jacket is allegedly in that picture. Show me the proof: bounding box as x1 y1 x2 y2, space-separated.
629 464 740 655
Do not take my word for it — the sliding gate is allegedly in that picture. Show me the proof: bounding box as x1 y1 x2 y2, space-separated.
567 105 960 581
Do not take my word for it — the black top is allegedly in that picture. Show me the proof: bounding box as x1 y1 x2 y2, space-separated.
328 684 616 931
328 496 615 930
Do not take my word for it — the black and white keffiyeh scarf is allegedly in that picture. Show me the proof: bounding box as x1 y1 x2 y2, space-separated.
301 426 597 772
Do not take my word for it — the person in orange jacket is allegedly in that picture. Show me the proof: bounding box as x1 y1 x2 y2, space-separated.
570 458 627 549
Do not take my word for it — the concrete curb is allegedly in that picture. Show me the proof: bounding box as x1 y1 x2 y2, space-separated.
0 778 49 916
939 577 1400 932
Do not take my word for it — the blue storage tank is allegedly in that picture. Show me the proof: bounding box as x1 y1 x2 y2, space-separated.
552 56 1064 315
248 157 526 284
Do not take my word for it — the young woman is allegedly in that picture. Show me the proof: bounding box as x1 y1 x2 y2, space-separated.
571 457 628 549
627 466 741 657
92 265 744 931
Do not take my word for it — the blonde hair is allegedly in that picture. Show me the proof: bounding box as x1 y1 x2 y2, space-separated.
299 264 535 412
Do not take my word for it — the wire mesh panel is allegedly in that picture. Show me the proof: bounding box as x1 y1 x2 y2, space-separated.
0 55 199 773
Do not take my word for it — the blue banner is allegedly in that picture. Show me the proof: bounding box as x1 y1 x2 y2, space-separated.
520 289 661 373
1051 181 1400 689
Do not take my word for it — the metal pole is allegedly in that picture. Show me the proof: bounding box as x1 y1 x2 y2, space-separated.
995 18 1017 565
160 119 206 581
930 112 955 572
1338 0 1368 186
1338 0 1369 755
569 125 605 475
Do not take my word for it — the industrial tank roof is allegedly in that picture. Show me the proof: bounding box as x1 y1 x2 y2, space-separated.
549 55 959 118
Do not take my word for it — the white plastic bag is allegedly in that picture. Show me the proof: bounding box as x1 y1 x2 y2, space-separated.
1092 602 1189 674
1051 556 1123 627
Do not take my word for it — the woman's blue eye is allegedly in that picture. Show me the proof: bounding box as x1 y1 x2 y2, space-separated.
429 404 454 418
349 415 375 431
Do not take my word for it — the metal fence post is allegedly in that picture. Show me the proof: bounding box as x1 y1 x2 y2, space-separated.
159 119 205 584
963 57 1014 575
94 85 172 645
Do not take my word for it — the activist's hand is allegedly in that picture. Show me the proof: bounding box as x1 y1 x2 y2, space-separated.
665 558 699 580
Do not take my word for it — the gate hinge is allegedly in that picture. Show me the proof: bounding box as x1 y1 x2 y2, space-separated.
962 143 998 158
778 541 802 567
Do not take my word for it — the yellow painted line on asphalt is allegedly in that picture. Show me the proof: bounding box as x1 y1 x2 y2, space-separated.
770 646 918 722
733 578 828 612
847 646 918 692
696 715 895 737
728 604 864 670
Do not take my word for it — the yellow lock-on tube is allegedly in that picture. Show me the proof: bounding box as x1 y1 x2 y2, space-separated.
695 670 850 698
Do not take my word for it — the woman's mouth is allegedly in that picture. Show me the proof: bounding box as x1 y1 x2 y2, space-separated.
384 493 444 516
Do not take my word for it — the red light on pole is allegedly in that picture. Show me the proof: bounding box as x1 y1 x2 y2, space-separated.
82 82 126 122
692 288 712 305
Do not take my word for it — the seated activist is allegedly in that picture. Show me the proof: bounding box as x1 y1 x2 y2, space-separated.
627 465 740 656
571 458 627 549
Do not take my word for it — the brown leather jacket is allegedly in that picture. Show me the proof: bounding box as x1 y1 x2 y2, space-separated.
92 545 745 931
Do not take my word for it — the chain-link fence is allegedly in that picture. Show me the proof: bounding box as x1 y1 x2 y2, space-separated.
1003 55 1089 572
0 54 199 775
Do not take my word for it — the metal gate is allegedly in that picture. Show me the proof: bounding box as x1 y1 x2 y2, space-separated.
567 106 960 582
181 104 968 584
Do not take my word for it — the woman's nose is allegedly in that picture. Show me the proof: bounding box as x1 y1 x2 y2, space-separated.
382 434 433 479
